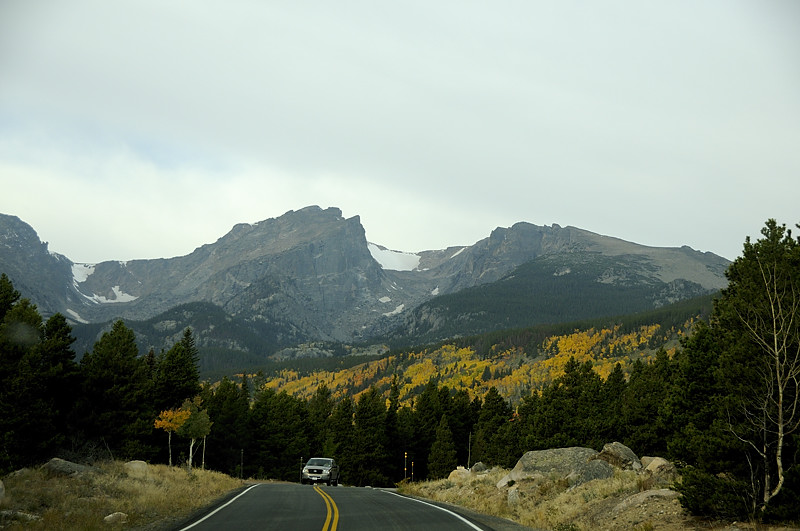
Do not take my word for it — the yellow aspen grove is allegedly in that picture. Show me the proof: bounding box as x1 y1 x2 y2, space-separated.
154 408 191 467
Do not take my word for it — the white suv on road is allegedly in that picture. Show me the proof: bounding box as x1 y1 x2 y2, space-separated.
301 457 340 486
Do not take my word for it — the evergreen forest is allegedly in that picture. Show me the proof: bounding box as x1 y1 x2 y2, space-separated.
1 219 798 523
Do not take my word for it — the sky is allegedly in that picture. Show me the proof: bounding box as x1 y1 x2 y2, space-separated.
1 1 798 264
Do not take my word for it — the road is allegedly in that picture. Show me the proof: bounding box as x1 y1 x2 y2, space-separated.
176 483 521 531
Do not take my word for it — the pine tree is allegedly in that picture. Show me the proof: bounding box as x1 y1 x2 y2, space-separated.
202 377 251 475
410 379 443 479
0 297 44 471
619 351 672 456
307 383 334 457
428 415 458 479
324 396 354 483
0 277 79 473
154 328 201 411
78 320 155 460
471 387 513 466
247 389 309 480
351 387 390 486
0 273 20 321
713 219 800 517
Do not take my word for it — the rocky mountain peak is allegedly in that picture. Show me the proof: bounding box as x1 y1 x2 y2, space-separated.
0 207 731 353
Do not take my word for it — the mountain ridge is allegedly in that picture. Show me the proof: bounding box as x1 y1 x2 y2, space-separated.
0 207 729 356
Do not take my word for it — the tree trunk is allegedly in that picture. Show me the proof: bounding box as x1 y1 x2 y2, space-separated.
188 438 195 471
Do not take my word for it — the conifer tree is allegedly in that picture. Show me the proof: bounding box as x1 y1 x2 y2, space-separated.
0 273 83 473
324 396 354 482
78 320 155 459
351 386 390 486
428 415 458 479
471 387 513 466
713 219 800 516
307 383 334 457
202 377 251 475
0 273 20 322
410 379 443 479
383 376 402 482
0 297 44 471
154 328 201 410
248 389 309 480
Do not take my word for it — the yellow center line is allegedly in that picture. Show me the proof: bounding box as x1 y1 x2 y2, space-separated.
313 484 339 531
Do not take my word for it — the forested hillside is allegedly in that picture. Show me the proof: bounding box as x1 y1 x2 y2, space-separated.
1 219 798 524
261 320 695 406
387 252 718 344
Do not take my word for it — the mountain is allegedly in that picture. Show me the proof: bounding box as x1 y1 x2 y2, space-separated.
0 207 730 358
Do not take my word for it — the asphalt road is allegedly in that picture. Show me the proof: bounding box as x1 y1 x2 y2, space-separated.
175 483 526 531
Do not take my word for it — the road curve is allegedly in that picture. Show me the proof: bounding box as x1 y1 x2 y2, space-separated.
175 483 510 530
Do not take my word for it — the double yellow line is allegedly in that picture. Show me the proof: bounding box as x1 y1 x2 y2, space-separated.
313 484 339 531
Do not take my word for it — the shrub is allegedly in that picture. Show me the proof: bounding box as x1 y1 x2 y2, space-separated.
674 467 751 520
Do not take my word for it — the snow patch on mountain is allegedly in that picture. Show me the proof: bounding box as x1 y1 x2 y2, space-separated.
66 308 89 324
76 285 139 304
368 243 420 271
72 263 95 283
383 304 405 317
97 286 138 303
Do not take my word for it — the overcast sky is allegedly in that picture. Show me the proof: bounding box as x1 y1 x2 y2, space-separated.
1 1 798 263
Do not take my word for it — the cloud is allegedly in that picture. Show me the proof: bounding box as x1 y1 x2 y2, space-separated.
1 1 799 263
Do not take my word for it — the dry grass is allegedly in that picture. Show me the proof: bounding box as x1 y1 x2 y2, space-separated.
0 461 242 530
398 467 667 530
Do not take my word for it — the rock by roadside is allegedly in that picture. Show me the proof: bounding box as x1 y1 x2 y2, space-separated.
39 457 100 478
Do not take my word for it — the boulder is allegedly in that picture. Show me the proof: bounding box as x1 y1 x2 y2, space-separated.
592 442 642 470
471 462 488 474
645 457 675 476
40 458 98 478
124 460 149 478
104 512 129 525
644 457 677 486
448 466 471 483
498 447 605 488
565 458 614 486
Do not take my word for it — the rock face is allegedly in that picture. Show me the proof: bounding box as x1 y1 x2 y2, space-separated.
497 447 614 488
0 207 730 355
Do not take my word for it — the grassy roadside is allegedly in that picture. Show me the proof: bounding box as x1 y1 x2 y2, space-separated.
398 467 686 530
0 461 243 530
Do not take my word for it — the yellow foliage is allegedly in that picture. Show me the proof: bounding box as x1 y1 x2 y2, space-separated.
154 408 191 432
247 320 692 406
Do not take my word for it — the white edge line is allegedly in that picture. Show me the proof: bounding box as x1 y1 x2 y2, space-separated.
178 483 261 530
380 490 483 531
